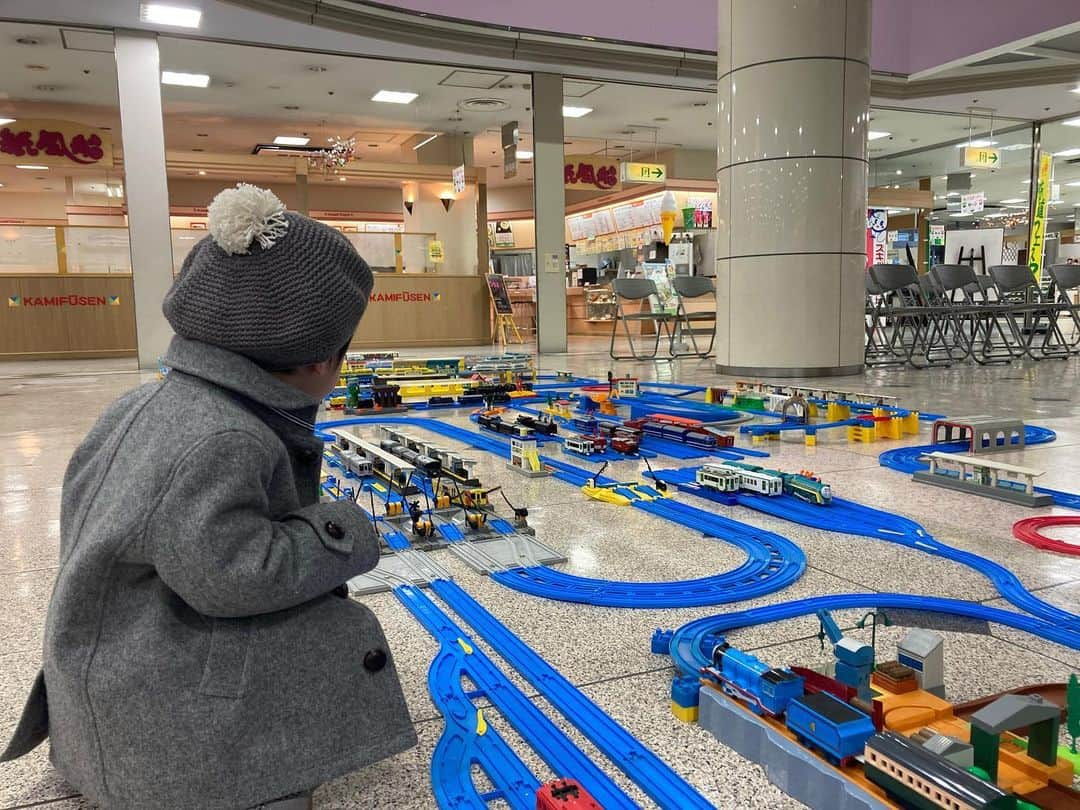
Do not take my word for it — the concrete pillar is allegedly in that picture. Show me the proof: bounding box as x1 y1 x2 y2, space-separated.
532 72 567 353
114 31 175 369
715 0 870 376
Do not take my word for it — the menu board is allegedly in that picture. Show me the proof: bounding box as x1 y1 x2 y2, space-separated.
612 204 637 232
567 215 592 241
591 209 616 235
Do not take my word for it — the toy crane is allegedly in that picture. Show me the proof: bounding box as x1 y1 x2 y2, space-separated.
816 609 874 700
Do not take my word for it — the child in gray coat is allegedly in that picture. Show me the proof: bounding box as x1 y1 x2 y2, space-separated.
1 185 416 809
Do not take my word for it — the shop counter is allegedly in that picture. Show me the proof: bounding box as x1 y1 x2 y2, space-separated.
0 274 137 360
352 273 492 348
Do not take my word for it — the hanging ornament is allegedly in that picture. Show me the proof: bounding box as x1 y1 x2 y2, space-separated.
310 136 356 176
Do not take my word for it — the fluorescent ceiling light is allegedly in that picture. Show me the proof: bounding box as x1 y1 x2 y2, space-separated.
999 198 1025 204
140 3 202 28
412 133 440 150
946 191 960 197
949 213 971 218
0 118 15 126
1022 179 1031 184
162 70 210 88
1063 117 1080 127
956 139 997 148
999 143 1031 151
273 135 310 146
562 106 593 118
1054 148 1080 157
372 90 418 104
1072 86 1080 95
895 169 902 175
1066 180 1080 187
15 164 48 170
515 149 533 160
867 131 890 141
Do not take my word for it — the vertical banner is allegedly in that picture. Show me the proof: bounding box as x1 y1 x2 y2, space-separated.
866 209 888 267
1028 153 1052 282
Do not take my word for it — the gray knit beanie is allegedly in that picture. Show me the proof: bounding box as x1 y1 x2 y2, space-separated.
163 184 373 370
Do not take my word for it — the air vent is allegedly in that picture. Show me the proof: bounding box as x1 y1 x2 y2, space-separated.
34 84 62 93
60 28 114 53
15 36 40 46
458 97 510 113
439 70 507 90
563 80 602 98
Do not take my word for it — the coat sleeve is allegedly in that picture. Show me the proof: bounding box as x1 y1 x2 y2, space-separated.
148 429 380 617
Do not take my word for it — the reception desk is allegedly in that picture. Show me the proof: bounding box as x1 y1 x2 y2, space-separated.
0 274 137 360
352 273 492 348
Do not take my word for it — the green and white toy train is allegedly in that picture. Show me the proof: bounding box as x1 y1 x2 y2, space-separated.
695 461 832 505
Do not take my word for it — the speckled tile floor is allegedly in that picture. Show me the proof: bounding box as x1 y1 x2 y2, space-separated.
1 344 1079 809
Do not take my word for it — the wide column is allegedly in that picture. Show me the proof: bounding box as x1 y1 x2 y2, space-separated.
115 31 175 369
715 0 870 376
532 72 568 354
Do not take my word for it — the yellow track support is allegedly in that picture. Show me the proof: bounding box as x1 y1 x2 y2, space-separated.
671 702 699 723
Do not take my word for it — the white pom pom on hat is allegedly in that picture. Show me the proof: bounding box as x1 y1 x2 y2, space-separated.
207 183 289 256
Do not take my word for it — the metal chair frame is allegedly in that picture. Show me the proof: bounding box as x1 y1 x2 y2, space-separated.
669 275 717 358
1046 264 1080 354
987 264 1070 360
608 278 675 361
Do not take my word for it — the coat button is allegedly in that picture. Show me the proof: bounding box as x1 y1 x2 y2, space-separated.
363 649 387 673
325 521 345 539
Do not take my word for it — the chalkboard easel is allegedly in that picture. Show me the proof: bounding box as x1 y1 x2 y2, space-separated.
485 273 523 345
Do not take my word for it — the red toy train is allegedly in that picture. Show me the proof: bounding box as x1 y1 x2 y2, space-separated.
536 779 601 809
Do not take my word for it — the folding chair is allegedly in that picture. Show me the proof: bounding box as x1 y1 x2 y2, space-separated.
608 278 674 361
866 264 941 367
1045 264 1080 355
931 264 1013 365
669 275 717 357
864 271 889 363
988 264 1070 360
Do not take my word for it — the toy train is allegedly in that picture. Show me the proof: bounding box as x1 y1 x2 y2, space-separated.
597 422 642 454
624 416 725 449
564 435 607 456
695 461 832 505
515 413 558 435
705 638 1026 808
476 410 534 437
864 731 1018 810
379 440 441 476
704 639 876 766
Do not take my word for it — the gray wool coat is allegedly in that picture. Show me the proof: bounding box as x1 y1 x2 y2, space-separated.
1 336 416 809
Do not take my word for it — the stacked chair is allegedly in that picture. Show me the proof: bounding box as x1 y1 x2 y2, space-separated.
864 262 1080 367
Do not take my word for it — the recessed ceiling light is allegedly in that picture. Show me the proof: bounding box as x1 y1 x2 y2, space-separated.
162 70 210 88
16 164 48 170
999 197 1025 204
197 170 206 175
867 131 890 140
0 183 4 188
895 169 902 175
139 4 202 28
1054 148 1080 157
372 90 418 104
562 106 592 118
339 176 347 182
956 139 997 148
1071 86 1080 95
0 118 14 125
273 135 309 146
515 149 533 160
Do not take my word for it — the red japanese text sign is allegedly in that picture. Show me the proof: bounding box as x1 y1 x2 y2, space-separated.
564 155 621 192
0 119 114 168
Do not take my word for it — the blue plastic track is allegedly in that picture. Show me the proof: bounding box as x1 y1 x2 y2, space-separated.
395 583 637 809
878 425 1080 509
322 416 808 609
651 465 1080 643
431 579 713 810
667 593 1080 677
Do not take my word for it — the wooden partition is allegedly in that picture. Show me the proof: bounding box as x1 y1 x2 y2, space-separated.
0 274 137 360
351 274 491 348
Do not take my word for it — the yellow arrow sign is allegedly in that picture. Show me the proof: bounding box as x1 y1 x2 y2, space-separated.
620 161 667 183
